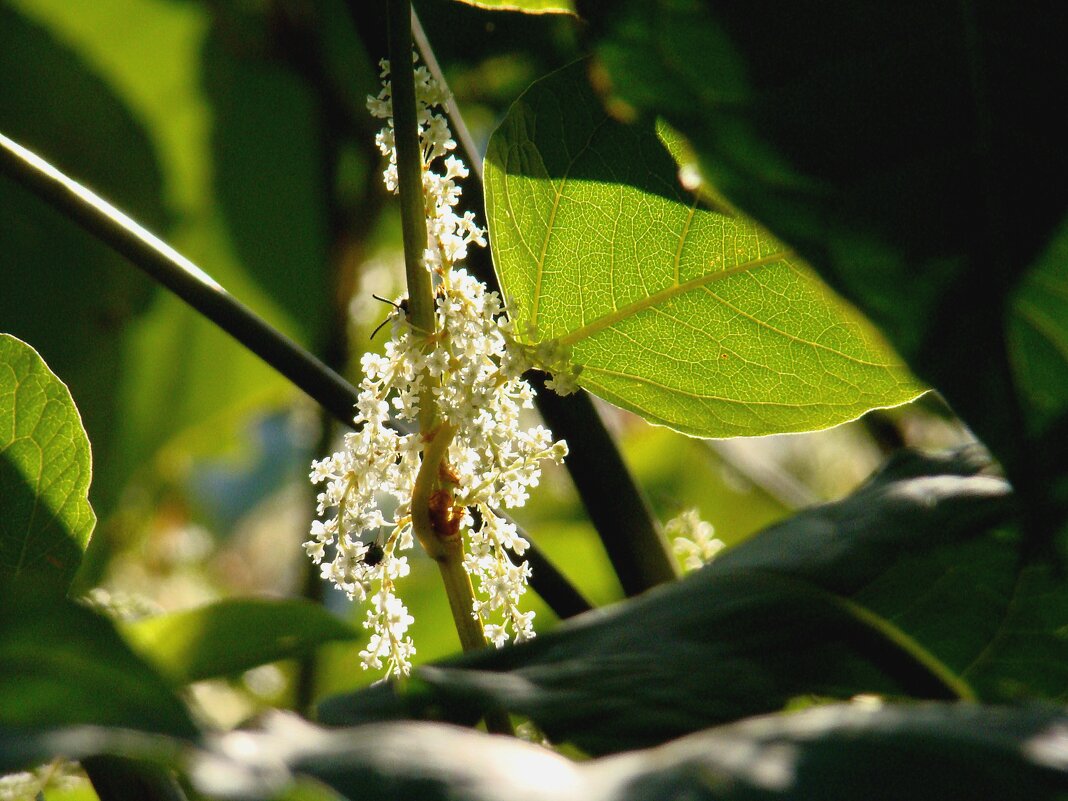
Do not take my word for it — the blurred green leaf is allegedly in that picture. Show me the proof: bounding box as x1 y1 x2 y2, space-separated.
1008 220 1068 434
485 62 922 438
0 334 95 595
202 28 331 348
2 704 1066 801
123 598 360 684
0 590 197 736
1 0 299 532
14 705 1068 801
0 5 165 513
320 449 1018 753
587 1 1068 475
304 705 1068 801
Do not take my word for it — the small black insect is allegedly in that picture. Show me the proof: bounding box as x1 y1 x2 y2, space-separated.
362 542 385 567
370 294 410 339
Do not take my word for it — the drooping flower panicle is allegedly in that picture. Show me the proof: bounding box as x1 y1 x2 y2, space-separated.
306 56 567 679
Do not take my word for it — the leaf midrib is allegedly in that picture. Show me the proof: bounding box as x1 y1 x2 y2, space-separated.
558 252 789 347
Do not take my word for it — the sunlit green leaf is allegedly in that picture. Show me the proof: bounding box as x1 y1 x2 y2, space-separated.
485 62 922 438
123 598 360 684
0 334 95 595
0 590 197 736
586 1 1068 476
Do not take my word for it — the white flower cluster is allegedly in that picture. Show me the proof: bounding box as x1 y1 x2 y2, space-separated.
368 57 486 272
667 508 726 572
306 56 567 679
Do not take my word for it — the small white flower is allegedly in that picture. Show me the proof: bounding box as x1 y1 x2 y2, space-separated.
666 509 726 572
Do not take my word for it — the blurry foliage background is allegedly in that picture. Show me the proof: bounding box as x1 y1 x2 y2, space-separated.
0 0 970 760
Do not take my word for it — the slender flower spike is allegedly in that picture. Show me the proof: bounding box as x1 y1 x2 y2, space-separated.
306 56 567 679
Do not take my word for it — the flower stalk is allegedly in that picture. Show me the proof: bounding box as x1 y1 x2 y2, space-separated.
387 0 488 662
307 0 565 701
387 0 435 337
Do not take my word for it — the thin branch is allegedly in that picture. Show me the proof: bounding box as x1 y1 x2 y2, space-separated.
411 17 677 594
0 131 357 427
0 129 589 620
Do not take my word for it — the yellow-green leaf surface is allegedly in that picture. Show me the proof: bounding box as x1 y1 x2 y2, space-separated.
0 334 95 593
452 0 575 14
485 62 923 437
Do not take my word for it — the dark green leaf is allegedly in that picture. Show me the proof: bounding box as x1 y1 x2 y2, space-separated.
7 705 1066 801
855 538 1068 705
0 334 95 594
302 705 1068 801
321 449 1017 753
0 590 197 736
586 1 1068 478
1008 220 1068 435
123 598 360 684
485 61 921 438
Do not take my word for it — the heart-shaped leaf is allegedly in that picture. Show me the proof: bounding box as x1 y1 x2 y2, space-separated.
485 61 922 438
585 1 1068 481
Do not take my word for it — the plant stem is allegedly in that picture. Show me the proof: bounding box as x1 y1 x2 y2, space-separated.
0 128 590 621
0 131 357 427
530 374 677 593
386 0 434 335
436 543 486 654
410 422 512 736
387 7 511 737
411 19 677 594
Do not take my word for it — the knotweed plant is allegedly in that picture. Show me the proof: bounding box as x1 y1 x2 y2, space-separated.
306 57 567 678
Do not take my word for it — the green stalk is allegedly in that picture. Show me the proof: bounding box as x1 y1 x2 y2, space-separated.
387 0 434 335
387 2 511 735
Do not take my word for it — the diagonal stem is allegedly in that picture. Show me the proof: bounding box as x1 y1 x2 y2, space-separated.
0 128 590 621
